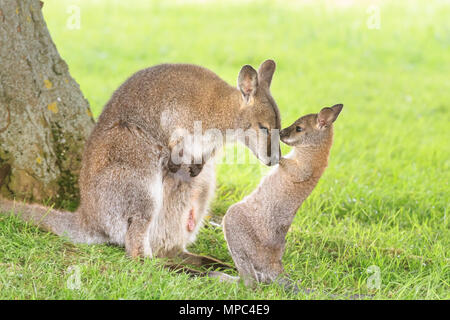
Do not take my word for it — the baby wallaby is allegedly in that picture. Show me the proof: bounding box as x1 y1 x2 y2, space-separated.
223 104 343 289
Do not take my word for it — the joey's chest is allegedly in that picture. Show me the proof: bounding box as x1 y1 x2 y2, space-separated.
252 169 315 211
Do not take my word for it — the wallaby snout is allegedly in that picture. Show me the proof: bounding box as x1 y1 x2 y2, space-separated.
279 128 290 143
236 60 281 166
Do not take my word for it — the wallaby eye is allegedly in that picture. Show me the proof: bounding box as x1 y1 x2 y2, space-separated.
296 126 303 132
259 123 269 134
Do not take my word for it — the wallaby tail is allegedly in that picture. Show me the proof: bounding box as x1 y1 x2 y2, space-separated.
0 198 92 244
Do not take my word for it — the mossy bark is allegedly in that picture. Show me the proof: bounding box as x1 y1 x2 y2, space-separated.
0 0 94 208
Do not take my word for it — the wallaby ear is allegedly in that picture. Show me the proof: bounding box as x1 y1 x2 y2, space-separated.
317 104 343 128
257 59 276 88
237 65 258 104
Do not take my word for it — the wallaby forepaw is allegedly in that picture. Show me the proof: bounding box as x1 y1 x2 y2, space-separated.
189 163 203 177
167 158 181 173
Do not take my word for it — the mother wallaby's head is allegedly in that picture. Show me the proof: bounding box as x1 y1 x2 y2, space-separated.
235 60 281 166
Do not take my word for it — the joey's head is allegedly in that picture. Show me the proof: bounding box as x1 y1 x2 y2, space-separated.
280 104 343 147
235 60 281 166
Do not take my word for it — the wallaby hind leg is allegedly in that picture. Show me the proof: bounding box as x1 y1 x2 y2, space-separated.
125 215 153 258
178 251 236 271
91 164 163 259
163 262 208 276
124 177 162 258
223 207 260 280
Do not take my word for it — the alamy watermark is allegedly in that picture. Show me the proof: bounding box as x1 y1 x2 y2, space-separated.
66 5 81 30
166 120 281 167
366 5 381 30
366 265 381 290
66 265 81 290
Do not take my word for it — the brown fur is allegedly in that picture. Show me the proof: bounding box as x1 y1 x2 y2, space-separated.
1 61 281 266
223 104 343 287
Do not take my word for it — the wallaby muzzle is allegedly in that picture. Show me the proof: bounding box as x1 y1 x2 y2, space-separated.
279 128 293 145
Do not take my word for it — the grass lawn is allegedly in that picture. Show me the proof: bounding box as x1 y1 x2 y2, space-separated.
0 0 449 299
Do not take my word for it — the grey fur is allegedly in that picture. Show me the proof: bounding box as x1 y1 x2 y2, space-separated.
1 61 281 263
223 104 343 287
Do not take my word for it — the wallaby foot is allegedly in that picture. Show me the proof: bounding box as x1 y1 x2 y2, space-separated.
178 251 236 271
163 263 207 277
125 215 152 259
164 263 239 283
163 263 237 283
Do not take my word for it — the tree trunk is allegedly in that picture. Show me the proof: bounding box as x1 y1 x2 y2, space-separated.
0 0 95 208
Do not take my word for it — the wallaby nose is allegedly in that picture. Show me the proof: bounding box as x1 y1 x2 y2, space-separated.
279 129 289 143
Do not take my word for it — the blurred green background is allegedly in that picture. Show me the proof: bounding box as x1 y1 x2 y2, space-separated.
43 0 450 209
0 0 448 299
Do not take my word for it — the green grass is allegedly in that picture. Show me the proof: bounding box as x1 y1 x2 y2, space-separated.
1 0 449 299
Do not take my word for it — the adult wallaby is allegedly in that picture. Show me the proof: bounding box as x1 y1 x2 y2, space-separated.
223 104 343 287
0 60 281 268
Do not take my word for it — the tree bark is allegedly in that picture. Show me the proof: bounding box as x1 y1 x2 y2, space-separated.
0 0 95 208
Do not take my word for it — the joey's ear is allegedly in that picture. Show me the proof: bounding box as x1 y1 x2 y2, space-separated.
237 65 258 104
317 104 343 128
257 59 276 88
